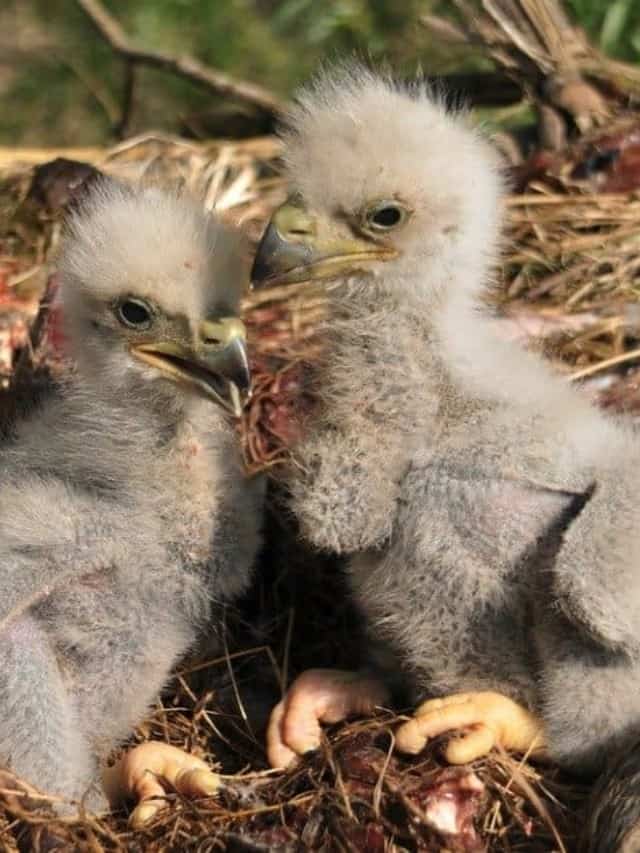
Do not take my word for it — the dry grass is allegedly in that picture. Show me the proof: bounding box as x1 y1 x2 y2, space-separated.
0 714 589 852
2 129 640 850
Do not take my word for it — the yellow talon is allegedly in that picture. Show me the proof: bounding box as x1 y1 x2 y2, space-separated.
129 799 164 829
395 691 548 763
267 668 390 769
102 741 220 827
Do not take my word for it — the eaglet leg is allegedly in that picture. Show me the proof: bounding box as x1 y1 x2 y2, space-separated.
0 615 101 809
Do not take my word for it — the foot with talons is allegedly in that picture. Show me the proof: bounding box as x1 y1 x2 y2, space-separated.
102 742 220 829
267 668 390 769
395 691 548 764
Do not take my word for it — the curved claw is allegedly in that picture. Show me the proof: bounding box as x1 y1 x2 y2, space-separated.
395 691 548 763
102 741 220 828
267 668 390 769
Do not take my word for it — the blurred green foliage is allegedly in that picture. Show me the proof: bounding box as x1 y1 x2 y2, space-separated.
0 0 638 146
568 0 640 59
0 0 442 145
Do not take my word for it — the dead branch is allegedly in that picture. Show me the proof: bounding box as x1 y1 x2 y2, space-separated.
423 0 621 150
74 0 285 133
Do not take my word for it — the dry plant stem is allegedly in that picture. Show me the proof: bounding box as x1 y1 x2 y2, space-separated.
74 0 285 128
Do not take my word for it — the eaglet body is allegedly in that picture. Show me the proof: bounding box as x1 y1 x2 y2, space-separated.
0 184 261 809
255 67 640 777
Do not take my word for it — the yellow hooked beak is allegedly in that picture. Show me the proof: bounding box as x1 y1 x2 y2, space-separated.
251 200 397 288
132 317 251 417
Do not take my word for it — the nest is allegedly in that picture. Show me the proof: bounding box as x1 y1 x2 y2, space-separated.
0 135 619 853
4 2 640 849
0 711 588 851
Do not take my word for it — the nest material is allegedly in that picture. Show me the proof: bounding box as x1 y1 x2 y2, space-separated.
0 712 588 852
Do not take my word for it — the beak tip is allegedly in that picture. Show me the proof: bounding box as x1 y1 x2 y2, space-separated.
250 255 272 287
229 382 251 418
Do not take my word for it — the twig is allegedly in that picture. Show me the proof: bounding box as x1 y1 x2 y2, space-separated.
57 52 121 125
431 0 614 139
74 0 285 130
569 347 640 381
115 59 136 139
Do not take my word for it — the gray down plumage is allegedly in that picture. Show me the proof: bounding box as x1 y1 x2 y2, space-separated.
0 182 262 809
253 65 640 777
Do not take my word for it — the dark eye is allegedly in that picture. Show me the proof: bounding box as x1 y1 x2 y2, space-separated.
117 298 152 329
366 201 408 232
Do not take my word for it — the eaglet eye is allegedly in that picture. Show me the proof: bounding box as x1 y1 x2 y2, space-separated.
364 201 409 232
117 298 153 329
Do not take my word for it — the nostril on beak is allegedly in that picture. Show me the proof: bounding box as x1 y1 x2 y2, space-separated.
200 317 246 349
287 227 312 237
